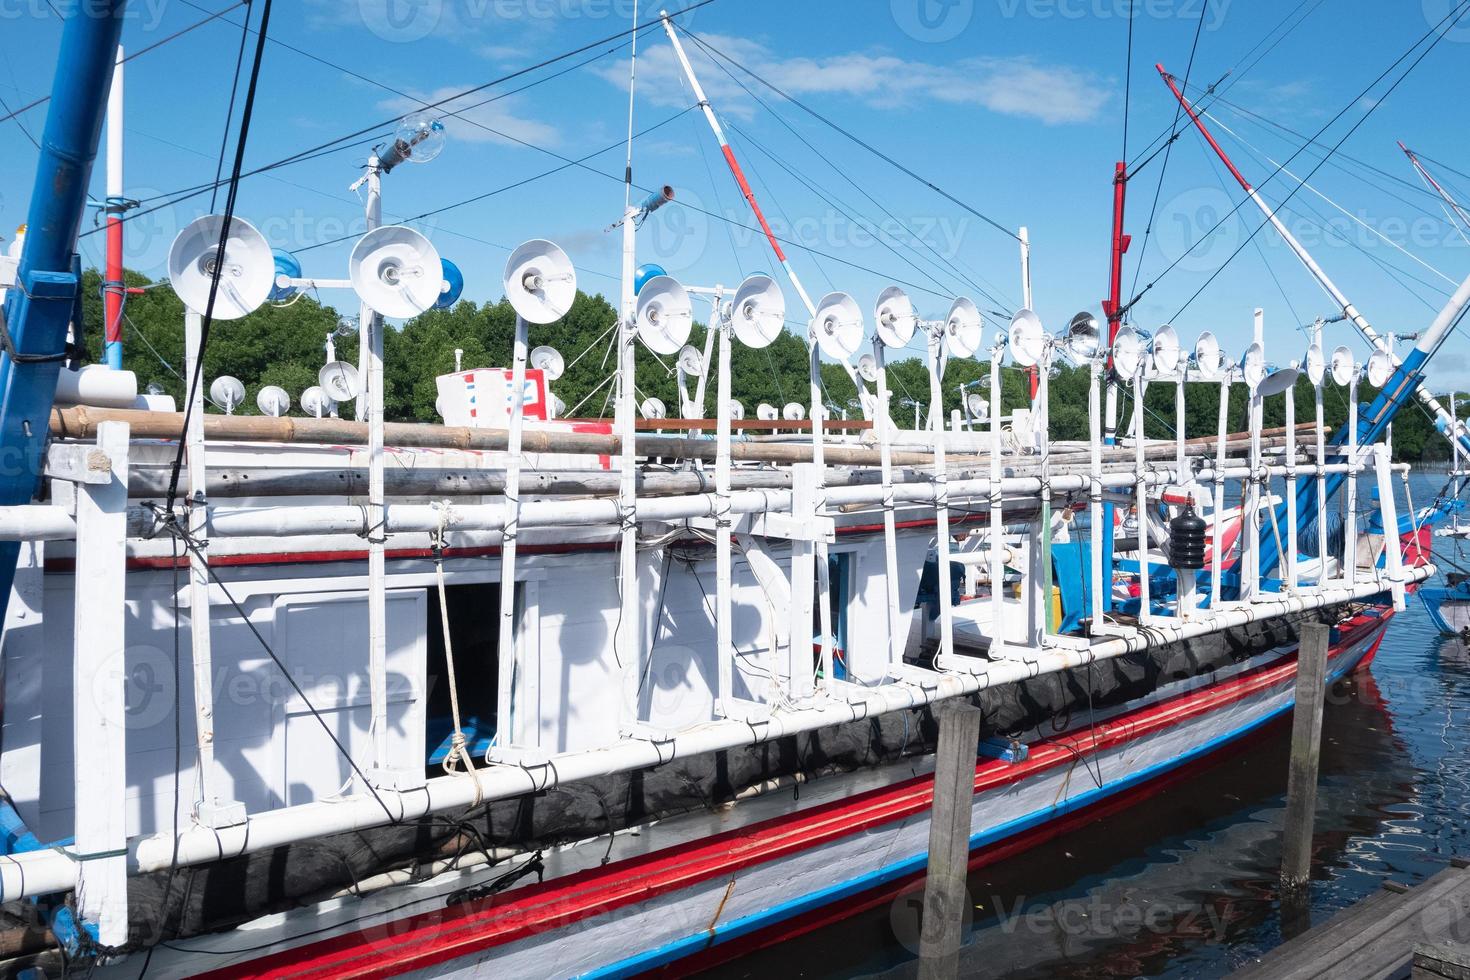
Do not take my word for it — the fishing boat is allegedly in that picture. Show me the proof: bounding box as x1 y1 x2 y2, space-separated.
1 5 1469 979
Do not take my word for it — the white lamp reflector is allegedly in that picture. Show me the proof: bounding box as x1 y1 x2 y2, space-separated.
1007 308 1046 367
1192 331 1223 377
727 400 745 421
812 291 863 359
856 352 878 383
1304 344 1326 386
1330 345 1356 387
504 239 577 324
1063 311 1102 364
966 392 989 420
730 274 785 349
1239 342 1266 389
530 345 565 381
782 401 806 421
318 360 362 402
1366 350 1393 387
756 402 778 421
256 384 290 417
167 214 273 318
348 225 444 318
1112 326 1148 379
944 297 983 359
677 345 704 376
635 275 694 355
300 386 332 417
640 397 667 420
208 375 245 414
1152 324 1182 375
1257 364 1300 397
874 286 917 349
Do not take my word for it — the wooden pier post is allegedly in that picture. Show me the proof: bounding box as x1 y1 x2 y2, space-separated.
919 699 982 979
1282 621 1331 917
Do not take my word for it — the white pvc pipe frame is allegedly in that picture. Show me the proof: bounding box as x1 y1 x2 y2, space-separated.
0 560 1428 904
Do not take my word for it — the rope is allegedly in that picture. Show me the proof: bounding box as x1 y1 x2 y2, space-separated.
431 502 481 801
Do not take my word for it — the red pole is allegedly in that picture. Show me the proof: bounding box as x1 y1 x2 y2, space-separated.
1102 160 1131 365
104 210 123 366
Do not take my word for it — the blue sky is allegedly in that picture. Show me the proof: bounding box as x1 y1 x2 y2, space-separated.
2 0 1469 385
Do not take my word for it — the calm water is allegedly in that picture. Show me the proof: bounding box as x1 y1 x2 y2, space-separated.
705 474 1470 979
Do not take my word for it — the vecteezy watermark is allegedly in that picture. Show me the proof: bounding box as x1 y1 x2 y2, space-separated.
1423 0 1470 43
991 0 1230 29
892 0 975 42
358 0 696 44
0 0 170 30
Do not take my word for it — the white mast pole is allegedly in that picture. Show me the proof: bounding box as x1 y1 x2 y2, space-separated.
617 2 644 733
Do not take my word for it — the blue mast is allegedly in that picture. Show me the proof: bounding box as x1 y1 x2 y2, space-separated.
0 2 130 618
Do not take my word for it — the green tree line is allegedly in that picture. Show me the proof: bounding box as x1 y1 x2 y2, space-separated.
81 267 1455 461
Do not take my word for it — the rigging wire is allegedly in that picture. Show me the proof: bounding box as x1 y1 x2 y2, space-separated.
0 0 251 126
676 25 1021 245
1166 0 1470 323
1122 0 1470 321
1124 0 1209 323
209 0 254 213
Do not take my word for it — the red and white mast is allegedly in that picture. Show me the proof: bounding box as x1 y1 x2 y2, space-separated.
1157 64 1467 448
1399 141 1470 243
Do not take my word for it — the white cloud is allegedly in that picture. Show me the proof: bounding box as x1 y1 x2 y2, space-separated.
380 87 561 148
594 34 1110 126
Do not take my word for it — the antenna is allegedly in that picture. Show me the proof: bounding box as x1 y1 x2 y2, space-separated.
504 239 577 324
730 274 785 349
1366 349 1393 387
944 297 983 359
436 258 465 310
347 224 444 318
677 344 704 377
1006 308 1047 367
208 375 245 414
640 396 667 420
874 286 918 349
756 402 778 421
1152 324 1182 375
856 352 878 383
530 345 565 381
1062 310 1102 364
319 360 361 403
167 214 273 318
782 401 806 421
1304 344 1326 386
1329 345 1356 386
256 385 290 417
300 386 332 418
635 274 694 355
812 291 863 359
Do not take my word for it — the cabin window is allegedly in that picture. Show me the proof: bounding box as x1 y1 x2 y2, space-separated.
424 581 503 770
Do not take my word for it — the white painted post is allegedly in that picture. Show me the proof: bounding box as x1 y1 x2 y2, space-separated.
617 202 643 735
988 345 1005 659
1374 443 1406 611
73 421 130 947
1133 365 1151 626
493 315 529 752
1286 375 1299 591
788 464 818 701
1212 375 1230 608
1089 364 1105 631
1345 370 1360 588
927 329 955 665
875 339 903 671
807 339 836 690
